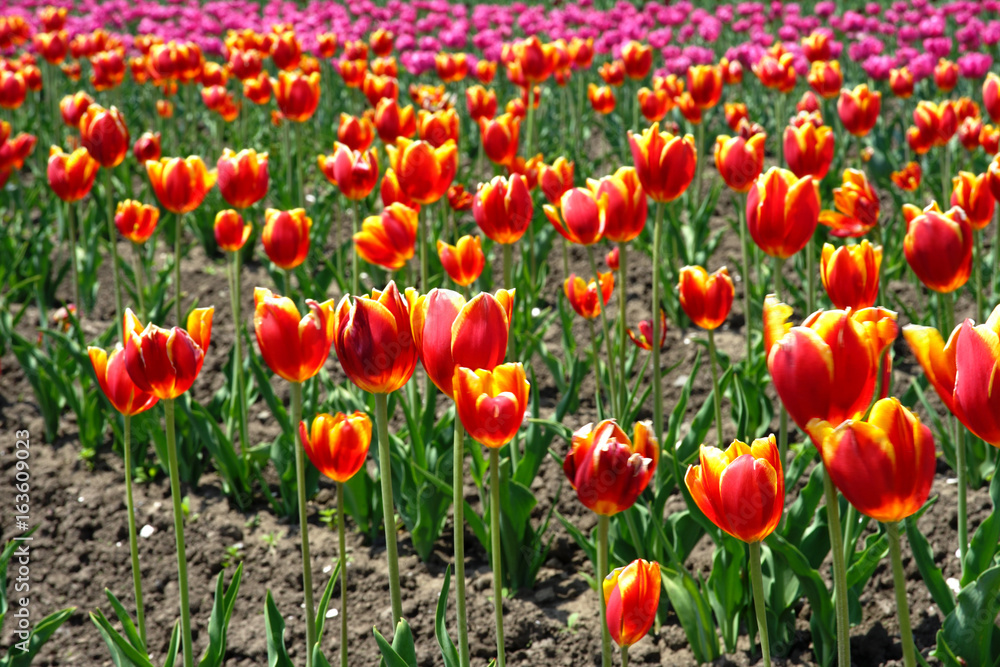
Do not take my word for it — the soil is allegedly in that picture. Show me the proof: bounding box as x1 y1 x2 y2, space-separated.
0 155 991 667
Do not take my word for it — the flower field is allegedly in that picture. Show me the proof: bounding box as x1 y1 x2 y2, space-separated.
2 0 1000 665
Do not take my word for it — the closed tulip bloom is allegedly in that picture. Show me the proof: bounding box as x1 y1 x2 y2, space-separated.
133 131 161 163
724 103 749 131
715 133 766 193
479 113 520 167
837 85 881 137
48 146 99 202
544 187 606 246
628 123 697 203
676 92 703 124
385 137 457 205
115 200 159 244
242 72 272 105
0 70 26 109
437 236 485 287
228 49 263 81
417 108 459 148
984 73 1000 124
606 247 619 271
214 209 251 252
819 169 880 238
685 436 784 543
722 57 743 85
958 117 983 152
465 85 497 123
564 272 614 320
337 112 375 152
89 344 158 416
808 60 842 99
262 208 311 270
34 30 68 64
60 92 94 127
510 36 554 83
912 101 957 148
315 32 337 59
603 559 661 648
354 203 418 270
318 143 379 201
380 168 418 211
270 30 301 71
889 67 914 98
434 52 468 83
678 266 734 330
934 58 958 92
753 51 797 93
453 363 529 448
687 64 723 109
820 241 881 310
332 281 418 394
361 72 397 108
336 58 366 88
216 148 269 209
539 157 574 205
563 420 658 516
991 155 1000 202
621 41 652 80
948 307 1000 445
271 70 319 122
951 171 995 230
596 60 624 87
473 174 533 244
902 202 972 293
746 167 820 259
588 84 616 114
980 125 999 155
801 31 831 62
637 87 671 122
767 304 897 431
146 156 217 214
123 307 213 400
0 133 36 172
587 167 648 242
627 311 667 351
79 104 129 168
807 399 935 522
407 288 513 396
300 412 372 483
784 122 835 180
373 98 416 144
253 287 336 383
473 59 496 84
891 162 922 192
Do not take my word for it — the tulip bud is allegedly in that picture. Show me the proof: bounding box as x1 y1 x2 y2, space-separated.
889 67 914 98
621 41 652 80
216 148 269 209
478 112 520 167
133 131 162 163
933 58 958 92
808 60 842 99
715 133 766 193
837 84 881 137
820 241 881 310
48 146 99 202
678 266 734 330
687 64 723 109
115 200 160 244
262 208 311 270
79 104 129 168
603 559 661 648
271 70 320 122
746 167 820 259
902 202 972 293
606 247 620 271
146 155 217 214
214 209 252 252
628 123 697 203
300 412 372 483
588 84 616 114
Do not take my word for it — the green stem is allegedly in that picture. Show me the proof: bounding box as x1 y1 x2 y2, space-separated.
164 399 194 667
942 146 951 205
651 203 665 442
283 122 294 206
502 242 513 290
352 200 361 296
774 256 787 465
708 329 724 448
338 482 348 667
489 448 506 667
736 193 753 366
420 206 429 291
453 423 471 667
588 245 619 418
290 382 315 667
104 168 124 339
67 202 82 313
776 95 787 167
992 208 1000 302
230 251 250 472
123 415 147 647
375 392 404 626
974 229 984 323
842 504 858 566
174 212 184 326
617 241 629 417
886 522 917 667
806 232 816 314
621 645 629 667
589 320 605 417
132 243 147 319
749 541 772 667
956 420 968 574
823 466 851 667
562 238 570 278
525 85 535 160
694 120 705 200
597 515 612 667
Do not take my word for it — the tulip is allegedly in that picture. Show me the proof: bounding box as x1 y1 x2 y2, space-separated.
253 287 335 383
752 51 796 93
354 203 418 271
564 272 613 320
678 266 734 331
48 146 99 203
270 30 301 71
588 84 616 114
746 167 820 259
214 209 251 252
299 412 372 485
891 162 922 192
133 131 161 164
819 169 880 238
156 100 174 118
715 134 766 193
472 59 496 84
808 60 842 99
837 84 881 137
437 236 485 287
951 171 995 230
466 85 497 123
820 241 881 310
435 52 469 83
0 133 36 172
146 156 216 214
889 67 914 98
627 311 667 351
228 49 263 81
984 73 1000 124
628 123 697 203
385 137 457 205
621 41 652 80
980 125 999 155
676 92 702 124
478 112 520 167
372 98 415 144
800 31 831 61
687 64 723 109
544 187 606 246
115 200 159 244
473 174 533 245
784 122 835 180
217 148 269 209
563 419 657 517
317 143 379 201
447 185 474 212
79 104 129 168
0 70 26 109
271 70 320 122
637 87 671 122
603 559 661 650
34 31 67 63
991 155 1000 202
337 112 375 152
123 307 212 400
60 92 94 127
902 202 972 293
360 72 396 108
509 36 554 83
912 100 957 148
242 73 272 105
262 208 311 270
539 157 574 205
934 58 958 92
417 108 459 148
959 117 983 152
724 103 749 131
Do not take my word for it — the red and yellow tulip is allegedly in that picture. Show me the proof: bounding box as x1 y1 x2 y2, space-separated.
300 412 373 483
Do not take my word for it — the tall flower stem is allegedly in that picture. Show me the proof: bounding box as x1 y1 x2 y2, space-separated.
229 251 250 471
588 320 606 416
707 329 724 448
420 206 429 291
974 229 985 323
588 245 619 418
651 202 665 442
453 423 471 667
283 122 295 206
375 392 404 626
290 381 315 667
597 515 612 667
123 415 147 647
823 468 851 667
694 121 705 200
132 243 147 318
991 207 1000 301
956 422 968 571
806 235 816 314
621 646 629 667
942 146 951 205
104 168 124 339
749 541 771 667
886 522 917 667
489 448 506 667
735 193 753 365
351 200 361 296
617 241 629 412
164 398 193 667
337 482 349 667
775 95 787 167
67 202 82 313
502 242 513 291
773 256 787 465
174 212 184 326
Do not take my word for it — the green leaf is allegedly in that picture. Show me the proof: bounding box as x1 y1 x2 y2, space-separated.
373 619 418 667
314 560 342 647
659 566 721 662
88 610 153 667
706 537 746 653
103 589 145 653
961 456 1000 587
198 563 243 667
435 566 461 667
905 500 955 615
263 591 294 667
934 565 1000 666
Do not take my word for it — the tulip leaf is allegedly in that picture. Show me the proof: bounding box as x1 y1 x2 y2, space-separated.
846 529 888 589
263 590 293 667
197 563 243 667
706 536 746 653
782 457 824 545
314 560 342 647
89 608 153 667
373 619 418 667
659 566 721 662
434 566 461 667
102 589 145 654
962 456 1000 587
903 497 955 615
933 565 1000 666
